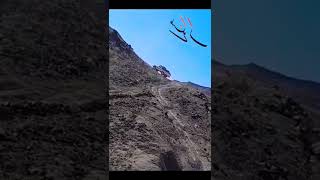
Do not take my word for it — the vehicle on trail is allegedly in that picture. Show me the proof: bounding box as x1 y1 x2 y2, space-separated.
153 65 171 79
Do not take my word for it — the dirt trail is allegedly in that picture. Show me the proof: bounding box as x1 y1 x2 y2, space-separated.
150 81 201 167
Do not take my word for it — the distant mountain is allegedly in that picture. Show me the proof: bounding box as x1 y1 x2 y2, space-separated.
212 59 320 179
230 63 320 111
181 81 211 96
214 59 320 126
231 62 320 90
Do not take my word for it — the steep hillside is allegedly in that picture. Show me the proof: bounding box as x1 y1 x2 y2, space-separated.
230 62 320 111
181 81 211 96
109 26 211 171
212 60 320 180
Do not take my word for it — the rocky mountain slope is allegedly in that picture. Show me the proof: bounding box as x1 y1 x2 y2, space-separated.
0 0 107 179
181 81 211 96
109 26 211 171
229 62 320 111
212 60 320 180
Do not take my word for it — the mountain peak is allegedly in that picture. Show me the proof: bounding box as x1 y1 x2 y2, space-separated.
247 62 260 67
109 26 133 52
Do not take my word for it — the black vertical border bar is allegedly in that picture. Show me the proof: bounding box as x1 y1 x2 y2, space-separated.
211 0 214 178
105 0 110 178
110 171 211 180
109 0 211 9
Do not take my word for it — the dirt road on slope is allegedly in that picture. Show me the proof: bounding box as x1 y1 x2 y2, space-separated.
150 81 209 170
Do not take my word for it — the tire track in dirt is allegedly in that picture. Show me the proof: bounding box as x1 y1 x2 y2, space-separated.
151 82 200 165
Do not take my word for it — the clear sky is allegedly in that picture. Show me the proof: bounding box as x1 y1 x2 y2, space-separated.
110 10 211 87
213 0 320 83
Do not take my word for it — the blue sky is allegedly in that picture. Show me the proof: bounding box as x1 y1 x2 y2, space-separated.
110 10 211 87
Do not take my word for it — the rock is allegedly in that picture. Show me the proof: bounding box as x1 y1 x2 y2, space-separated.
292 115 302 120
28 167 42 175
312 128 320 133
0 127 6 137
312 142 320 154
